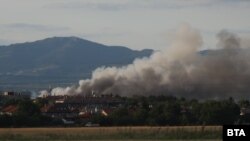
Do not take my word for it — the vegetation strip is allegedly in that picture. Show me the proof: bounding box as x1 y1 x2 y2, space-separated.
0 126 222 140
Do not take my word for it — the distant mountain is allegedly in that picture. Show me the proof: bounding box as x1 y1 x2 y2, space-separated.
0 37 153 90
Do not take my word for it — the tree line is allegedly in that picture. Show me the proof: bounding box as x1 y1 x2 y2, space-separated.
0 99 62 127
0 95 250 127
92 96 250 126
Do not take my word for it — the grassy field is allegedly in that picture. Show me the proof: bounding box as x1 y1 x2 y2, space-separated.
0 126 222 141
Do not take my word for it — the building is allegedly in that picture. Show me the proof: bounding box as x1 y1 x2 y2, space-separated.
40 94 124 124
0 105 18 115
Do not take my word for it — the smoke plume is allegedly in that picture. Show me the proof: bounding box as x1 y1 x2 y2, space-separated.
43 25 250 99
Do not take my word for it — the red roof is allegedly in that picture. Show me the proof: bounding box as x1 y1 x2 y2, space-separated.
2 105 18 113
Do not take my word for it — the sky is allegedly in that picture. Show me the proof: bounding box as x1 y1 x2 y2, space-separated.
0 0 250 50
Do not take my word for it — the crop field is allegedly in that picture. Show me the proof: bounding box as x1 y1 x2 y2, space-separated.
0 126 222 141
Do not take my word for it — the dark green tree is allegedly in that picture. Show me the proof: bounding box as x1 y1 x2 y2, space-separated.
199 98 240 125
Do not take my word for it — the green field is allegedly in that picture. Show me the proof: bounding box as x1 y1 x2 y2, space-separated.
0 126 222 141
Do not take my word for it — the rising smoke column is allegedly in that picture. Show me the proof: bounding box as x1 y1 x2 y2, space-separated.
47 25 250 99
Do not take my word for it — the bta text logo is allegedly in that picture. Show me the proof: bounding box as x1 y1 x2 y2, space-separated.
227 129 246 136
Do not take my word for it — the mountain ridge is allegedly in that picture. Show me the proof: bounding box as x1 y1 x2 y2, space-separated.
0 36 153 90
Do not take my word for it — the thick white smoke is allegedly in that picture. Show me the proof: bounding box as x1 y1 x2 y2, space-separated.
41 25 250 99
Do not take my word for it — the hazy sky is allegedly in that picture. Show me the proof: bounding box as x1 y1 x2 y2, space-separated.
0 0 250 50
